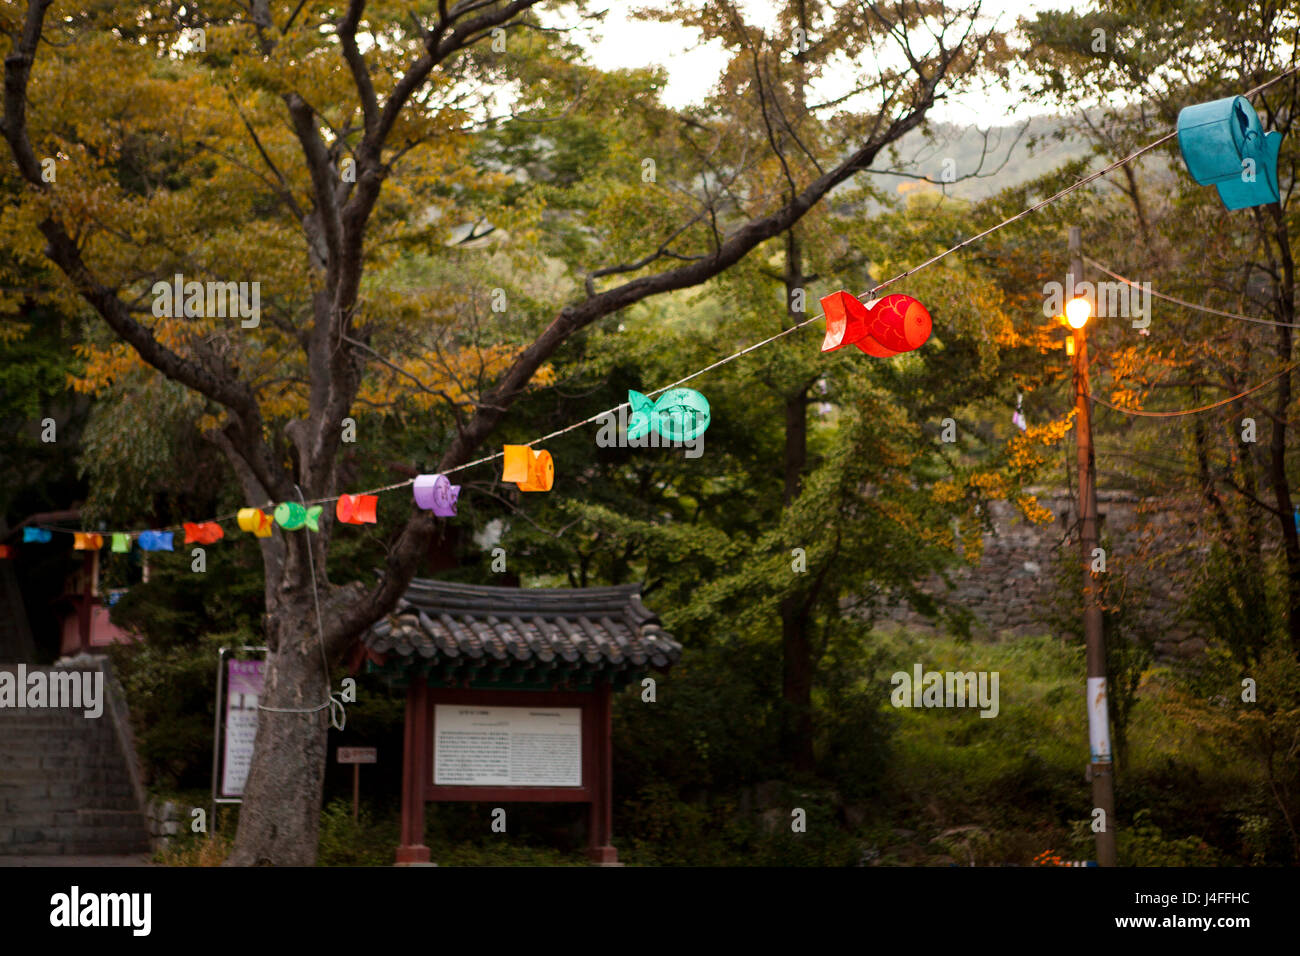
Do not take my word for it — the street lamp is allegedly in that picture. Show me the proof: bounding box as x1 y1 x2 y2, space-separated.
1065 296 1092 329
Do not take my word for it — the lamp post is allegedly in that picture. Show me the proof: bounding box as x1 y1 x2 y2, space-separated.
1067 225 1117 867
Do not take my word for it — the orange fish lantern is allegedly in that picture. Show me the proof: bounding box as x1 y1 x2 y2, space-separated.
502 445 554 492
819 290 931 356
236 508 274 538
73 533 104 551
336 493 378 525
184 521 225 545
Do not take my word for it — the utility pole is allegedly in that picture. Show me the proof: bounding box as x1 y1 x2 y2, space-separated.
1068 225 1117 867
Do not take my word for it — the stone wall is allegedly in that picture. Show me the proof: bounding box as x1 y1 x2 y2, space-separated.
145 798 183 854
879 488 1209 656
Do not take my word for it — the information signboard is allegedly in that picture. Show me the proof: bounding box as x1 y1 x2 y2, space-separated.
433 705 581 787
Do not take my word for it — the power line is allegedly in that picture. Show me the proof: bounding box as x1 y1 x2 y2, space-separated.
1091 363 1297 417
1084 256 1300 329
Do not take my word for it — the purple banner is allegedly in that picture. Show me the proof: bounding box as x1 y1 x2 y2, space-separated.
220 658 264 798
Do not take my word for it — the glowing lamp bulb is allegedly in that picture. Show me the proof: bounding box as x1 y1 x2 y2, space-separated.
1064 297 1091 329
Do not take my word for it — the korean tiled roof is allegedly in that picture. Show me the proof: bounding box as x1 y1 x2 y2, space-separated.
363 580 681 687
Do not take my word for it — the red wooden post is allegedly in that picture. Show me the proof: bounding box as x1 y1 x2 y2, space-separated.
352 764 360 825
78 553 94 652
587 681 618 864
395 678 430 865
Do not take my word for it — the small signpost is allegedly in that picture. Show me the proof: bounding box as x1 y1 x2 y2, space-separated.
337 746 377 823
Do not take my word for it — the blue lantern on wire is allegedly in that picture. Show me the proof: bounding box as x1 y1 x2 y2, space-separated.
1176 95 1283 210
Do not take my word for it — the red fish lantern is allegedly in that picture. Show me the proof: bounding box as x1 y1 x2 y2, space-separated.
867 294 931 353
819 290 931 356
336 493 378 525
183 522 225 545
820 290 872 352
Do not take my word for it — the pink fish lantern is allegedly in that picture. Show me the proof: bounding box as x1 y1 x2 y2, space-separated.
336 494 378 525
413 474 460 517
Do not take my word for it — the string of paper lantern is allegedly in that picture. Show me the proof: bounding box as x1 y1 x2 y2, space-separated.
5 66 1296 555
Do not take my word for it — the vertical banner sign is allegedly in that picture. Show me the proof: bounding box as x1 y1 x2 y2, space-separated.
1087 676 1112 762
221 658 264 797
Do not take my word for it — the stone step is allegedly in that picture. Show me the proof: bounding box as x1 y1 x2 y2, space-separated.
63 841 151 855
0 764 134 785
0 753 134 772
0 754 126 770
0 720 120 734
0 664 148 856
0 841 67 855
0 734 118 747
0 838 150 856
4 798 141 815
0 719 104 733
0 765 134 784
6 824 148 844
4 807 145 823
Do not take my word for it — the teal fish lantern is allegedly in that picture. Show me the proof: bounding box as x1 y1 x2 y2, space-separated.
1176 95 1283 210
273 501 322 531
627 388 711 442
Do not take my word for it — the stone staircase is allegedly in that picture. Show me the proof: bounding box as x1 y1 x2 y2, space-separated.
0 664 149 855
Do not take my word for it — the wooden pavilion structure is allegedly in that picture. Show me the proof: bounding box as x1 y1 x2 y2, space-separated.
357 579 681 865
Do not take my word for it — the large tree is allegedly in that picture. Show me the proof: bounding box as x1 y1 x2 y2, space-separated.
2 0 990 863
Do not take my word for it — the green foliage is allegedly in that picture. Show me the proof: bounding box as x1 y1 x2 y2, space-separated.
78 372 211 522
109 629 234 792
1184 542 1283 666
431 842 588 867
107 542 264 789
0 304 87 520
154 831 233 867
317 799 399 867
613 639 781 794
618 782 860 867
1117 810 1221 867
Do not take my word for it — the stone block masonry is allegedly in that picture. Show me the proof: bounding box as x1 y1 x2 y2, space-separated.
878 489 1211 657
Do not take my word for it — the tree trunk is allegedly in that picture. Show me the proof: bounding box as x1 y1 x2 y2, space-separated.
779 590 815 773
225 604 332 866
779 229 816 774
1264 205 1300 658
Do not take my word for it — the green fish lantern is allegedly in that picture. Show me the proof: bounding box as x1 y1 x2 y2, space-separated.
626 388 711 443
273 501 323 531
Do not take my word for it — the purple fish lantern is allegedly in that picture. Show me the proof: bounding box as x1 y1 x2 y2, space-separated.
413 474 460 517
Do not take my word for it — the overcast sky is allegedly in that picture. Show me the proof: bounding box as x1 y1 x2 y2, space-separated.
546 1 1073 122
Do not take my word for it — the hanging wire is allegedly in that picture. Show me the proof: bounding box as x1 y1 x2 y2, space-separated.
1083 256 1300 329
1091 363 1297 417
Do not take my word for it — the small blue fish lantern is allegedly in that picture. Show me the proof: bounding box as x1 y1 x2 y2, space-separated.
1176 95 1283 210
137 530 174 552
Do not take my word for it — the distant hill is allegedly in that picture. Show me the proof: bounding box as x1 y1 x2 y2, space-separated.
867 115 1097 202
